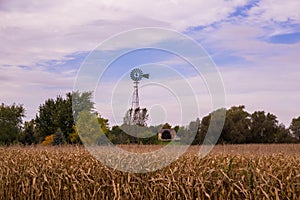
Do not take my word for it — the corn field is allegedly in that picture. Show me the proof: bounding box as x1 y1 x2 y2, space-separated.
0 144 299 199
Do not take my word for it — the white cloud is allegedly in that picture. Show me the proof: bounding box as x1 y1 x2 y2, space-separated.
219 63 300 125
191 19 300 65
0 65 75 120
0 0 299 127
0 0 248 66
114 0 247 30
248 0 300 23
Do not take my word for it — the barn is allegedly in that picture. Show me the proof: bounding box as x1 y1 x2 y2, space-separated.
157 128 177 141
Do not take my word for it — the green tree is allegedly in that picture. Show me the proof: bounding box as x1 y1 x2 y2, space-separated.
71 91 94 121
197 108 227 145
35 91 94 143
69 125 81 144
0 103 25 145
199 106 248 144
220 105 250 144
290 116 300 140
275 123 297 143
122 108 149 144
173 125 180 133
140 131 159 144
249 111 279 143
97 113 109 134
198 114 210 144
176 126 188 143
108 126 129 144
52 128 66 145
76 110 107 145
19 119 36 145
123 107 149 126
35 97 68 142
185 118 200 145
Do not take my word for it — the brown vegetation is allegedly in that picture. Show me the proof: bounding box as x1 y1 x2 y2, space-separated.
0 144 299 199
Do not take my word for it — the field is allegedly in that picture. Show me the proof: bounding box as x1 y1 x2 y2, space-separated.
0 144 300 199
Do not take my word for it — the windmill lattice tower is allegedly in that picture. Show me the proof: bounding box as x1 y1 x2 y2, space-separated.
129 68 149 124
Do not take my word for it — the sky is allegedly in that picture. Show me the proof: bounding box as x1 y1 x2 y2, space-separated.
0 0 300 126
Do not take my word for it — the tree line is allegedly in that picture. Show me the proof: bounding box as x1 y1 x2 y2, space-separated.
0 91 299 145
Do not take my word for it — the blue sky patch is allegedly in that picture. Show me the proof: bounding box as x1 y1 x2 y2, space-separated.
267 32 300 44
38 51 89 73
229 0 259 18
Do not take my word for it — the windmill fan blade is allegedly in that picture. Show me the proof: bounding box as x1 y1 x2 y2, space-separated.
142 74 149 79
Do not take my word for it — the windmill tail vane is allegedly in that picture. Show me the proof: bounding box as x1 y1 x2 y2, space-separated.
142 73 149 79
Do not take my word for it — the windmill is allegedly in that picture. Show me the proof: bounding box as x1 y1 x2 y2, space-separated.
130 68 149 110
129 68 149 125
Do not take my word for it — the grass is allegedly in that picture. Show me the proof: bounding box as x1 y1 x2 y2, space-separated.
0 144 299 199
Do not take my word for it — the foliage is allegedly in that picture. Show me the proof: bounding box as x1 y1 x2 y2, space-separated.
69 125 81 144
221 105 250 143
275 123 298 143
18 119 37 145
52 128 66 145
35 95 71 142
107 125 129 144
97 113 109 134
123 107 149 126
178 118 201 145
1 92 300 145
71 91 94 121
35 91 94 143
107 125 161 145
197 108 227 145
195 105 297 144
249 111 278 143
290 116 300 140
76 110 108 145
41 134 54 145
0 103 25 145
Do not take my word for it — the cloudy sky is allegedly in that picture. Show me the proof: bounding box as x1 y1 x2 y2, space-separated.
1 0 300 126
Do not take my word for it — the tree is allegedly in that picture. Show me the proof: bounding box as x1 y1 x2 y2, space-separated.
219 106 250 144
108 126 129 144
52 128 66 145
249 111 279 143
19 120 36 145
123 108 149 126
0 103 25 145
196 108 227 145
197 106 296 144
275 123 297 143
197 114 210 144
198 106 249 144
173 125 180 133
71 91 94 121
97 113 109 135
176 126 188 143
35 97 68 142
35 91 94 143
186 118 200 145
76 110 107 145
69 125 81 144
68 114 109 145
122 107 149 144
290 116 300 140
